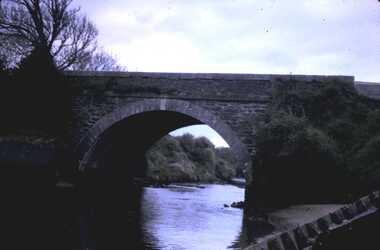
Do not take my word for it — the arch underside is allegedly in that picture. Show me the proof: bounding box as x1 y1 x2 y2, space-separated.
76 99 251 174
72 99 253 248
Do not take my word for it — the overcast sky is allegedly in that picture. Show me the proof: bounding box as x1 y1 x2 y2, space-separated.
76 0 380 82
75 0 380 147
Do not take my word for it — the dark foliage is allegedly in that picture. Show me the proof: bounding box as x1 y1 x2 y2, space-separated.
146 134 239 183
216 147 244 177
0 46 71 136
250 80 380 209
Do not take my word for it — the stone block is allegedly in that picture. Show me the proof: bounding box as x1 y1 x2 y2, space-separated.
347 203 358 217
305 222 320 238
359 196 371 210
369 191 380 206
340 206 354 220
293 226 310 249
354 199 367 214
267 238 284 250
316 217 330 232
329 211 343 225
280 232 298 250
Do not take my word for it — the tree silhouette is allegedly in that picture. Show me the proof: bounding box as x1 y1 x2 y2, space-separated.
0 0 122 70
72 48 125 71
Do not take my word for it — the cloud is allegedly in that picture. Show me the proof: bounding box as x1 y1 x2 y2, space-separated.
109 32 202 71
71 0 380 144
75 0 380 81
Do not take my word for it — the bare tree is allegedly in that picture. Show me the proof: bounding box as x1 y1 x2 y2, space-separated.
0 0 99 70
72 48 125 71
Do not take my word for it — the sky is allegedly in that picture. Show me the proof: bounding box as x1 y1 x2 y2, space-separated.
76 0 380 82
74 0 380 147
170 125 230 148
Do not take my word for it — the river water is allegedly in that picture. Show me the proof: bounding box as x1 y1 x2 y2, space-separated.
139 184 246 250
73 182 250 250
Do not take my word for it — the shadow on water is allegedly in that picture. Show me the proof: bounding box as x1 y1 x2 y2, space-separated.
0 169 250 250
228 216 254 250
78 168 160 250
228 212 275 250
0 166 57 250
1 164 160 250
1 164 247 250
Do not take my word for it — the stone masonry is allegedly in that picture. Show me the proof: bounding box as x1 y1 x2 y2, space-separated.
65 71 361 179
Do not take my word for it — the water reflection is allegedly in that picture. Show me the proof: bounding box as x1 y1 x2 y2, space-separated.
140 184 245 250
78 182 247 250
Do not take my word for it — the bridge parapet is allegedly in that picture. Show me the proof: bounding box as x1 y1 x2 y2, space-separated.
355 81 380 100
64 71 354 103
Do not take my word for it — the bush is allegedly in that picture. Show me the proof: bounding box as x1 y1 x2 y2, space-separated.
146 134 239 183
252 111 343 207
352 136 380 190
216 147 243 177
215 159 236 181
250 79 380 209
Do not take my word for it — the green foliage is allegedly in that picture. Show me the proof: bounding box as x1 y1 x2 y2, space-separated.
254 111 309 160
352 136 380 189
146 133 239 183
216 147 243 177
251 79 380 208
215 159 236 181
366 110 380 135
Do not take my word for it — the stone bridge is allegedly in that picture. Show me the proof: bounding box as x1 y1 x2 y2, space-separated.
2 71 380 250
62 71 378 185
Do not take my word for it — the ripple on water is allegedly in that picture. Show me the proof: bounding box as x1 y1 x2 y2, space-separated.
140 184 245 250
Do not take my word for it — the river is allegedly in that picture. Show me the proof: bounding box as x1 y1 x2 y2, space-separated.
69 182 249 250
139 183 246 250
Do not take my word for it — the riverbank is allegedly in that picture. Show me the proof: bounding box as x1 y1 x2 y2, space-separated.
243 204 346 246
141 177 246 190
229 178 246 188
264 204 345 232
244 192 380 250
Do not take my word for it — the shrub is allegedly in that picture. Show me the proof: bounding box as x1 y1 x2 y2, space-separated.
146 134 239 183
250 79 380 209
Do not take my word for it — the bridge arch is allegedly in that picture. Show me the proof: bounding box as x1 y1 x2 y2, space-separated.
75 98 251 174
73 98 253 248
